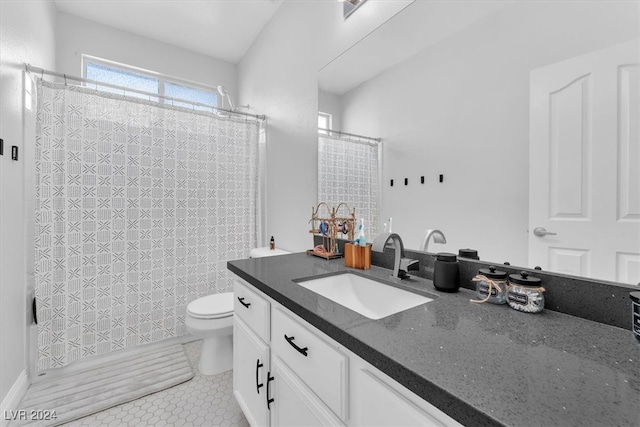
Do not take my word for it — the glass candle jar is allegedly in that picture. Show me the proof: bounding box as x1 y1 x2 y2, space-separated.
471 266 508 304
631 291 640 347
507 271 545 313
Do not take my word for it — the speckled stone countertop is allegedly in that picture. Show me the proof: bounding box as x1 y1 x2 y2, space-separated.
227 253 640 427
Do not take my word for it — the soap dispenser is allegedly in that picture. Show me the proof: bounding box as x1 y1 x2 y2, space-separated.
433 252 460 292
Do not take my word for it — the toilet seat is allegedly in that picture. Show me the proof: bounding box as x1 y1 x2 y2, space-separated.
187 292 234 319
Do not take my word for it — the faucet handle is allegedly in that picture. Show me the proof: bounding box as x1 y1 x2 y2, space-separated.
399 257 419 272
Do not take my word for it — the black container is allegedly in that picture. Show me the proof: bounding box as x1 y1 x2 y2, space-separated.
631 292 640 347
433 252 460 292
458 248 479 260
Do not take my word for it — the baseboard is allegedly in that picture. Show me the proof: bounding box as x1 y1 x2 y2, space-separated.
0 370 29 427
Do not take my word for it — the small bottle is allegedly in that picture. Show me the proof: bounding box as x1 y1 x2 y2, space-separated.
388 217 393 233
269 236 275 250
354 219 366 247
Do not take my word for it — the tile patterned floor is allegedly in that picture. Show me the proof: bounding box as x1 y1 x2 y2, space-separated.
62 341 248 427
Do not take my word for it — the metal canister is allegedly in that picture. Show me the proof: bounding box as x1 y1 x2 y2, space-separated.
507 271 545 313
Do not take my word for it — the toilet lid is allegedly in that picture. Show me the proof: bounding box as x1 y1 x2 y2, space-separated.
187 292 234 319
250 247 290 258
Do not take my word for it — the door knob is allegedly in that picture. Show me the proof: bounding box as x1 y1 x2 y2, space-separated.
533 227 557 237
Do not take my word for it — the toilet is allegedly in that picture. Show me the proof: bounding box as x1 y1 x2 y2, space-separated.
185 292 234 376
185 246 289 376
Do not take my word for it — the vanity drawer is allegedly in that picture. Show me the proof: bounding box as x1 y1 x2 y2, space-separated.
271 306 348 421
233 279 270 342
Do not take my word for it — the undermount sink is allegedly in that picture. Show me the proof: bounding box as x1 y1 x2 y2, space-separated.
295 273 432 319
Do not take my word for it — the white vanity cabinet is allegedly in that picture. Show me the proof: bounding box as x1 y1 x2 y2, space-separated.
233 316 270 427
269 355 344 426
232 277 461 427
271 306 348 421
233 279 344 427
350 361 463 427
233 280 271 427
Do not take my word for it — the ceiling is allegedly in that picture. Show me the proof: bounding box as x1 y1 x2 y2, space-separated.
53 0 283 64
319 0 514 94
54 0 514 93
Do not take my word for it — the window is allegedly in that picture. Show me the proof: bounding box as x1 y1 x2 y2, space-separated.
318 112 332 134
85 62 159 100
83 56 218 109
164 82 217 112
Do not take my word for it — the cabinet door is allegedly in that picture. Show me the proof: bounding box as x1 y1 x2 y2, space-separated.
234 317 270 427
269 356 345 427
351 367 463 427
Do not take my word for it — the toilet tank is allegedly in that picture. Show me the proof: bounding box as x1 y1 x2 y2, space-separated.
249 247 290 258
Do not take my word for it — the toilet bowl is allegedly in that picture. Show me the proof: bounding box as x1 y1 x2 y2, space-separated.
186 246 290 376
185 293 234 376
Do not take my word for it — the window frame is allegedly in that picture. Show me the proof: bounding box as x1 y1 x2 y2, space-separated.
318 112 333 134
81 54 218 108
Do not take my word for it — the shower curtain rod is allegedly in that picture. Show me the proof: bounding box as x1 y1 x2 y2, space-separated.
318 127 381 143
25 64 266 121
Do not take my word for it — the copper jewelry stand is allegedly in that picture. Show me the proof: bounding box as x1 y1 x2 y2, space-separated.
307 202 356 259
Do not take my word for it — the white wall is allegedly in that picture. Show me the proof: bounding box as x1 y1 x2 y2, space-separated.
238 2 328 252
238 0 423 252
56 12 237 101
0 0 57 406
315 0 414 73
340 1 640 265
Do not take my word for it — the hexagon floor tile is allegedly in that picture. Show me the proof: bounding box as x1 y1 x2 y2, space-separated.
62 341 249 427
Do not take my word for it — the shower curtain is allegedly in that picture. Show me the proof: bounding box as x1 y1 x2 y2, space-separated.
34 80 260 370
318 134 380 237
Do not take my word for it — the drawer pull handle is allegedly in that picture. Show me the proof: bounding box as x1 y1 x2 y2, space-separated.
237 297 251 308
266 372 275 410
284 334 308 357
256 359 264 394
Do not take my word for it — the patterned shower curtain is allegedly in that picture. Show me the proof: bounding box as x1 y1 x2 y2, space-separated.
34 80 260 370
318 134 380 237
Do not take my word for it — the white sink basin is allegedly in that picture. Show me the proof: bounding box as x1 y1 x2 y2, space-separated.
295 273 432 319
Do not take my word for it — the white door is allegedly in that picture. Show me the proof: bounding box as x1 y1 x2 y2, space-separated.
233 317 270 427
350 367 460 427
529 39 640 284
269 356 344 427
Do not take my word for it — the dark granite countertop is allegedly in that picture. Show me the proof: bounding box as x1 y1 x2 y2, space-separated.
228 253 640 427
